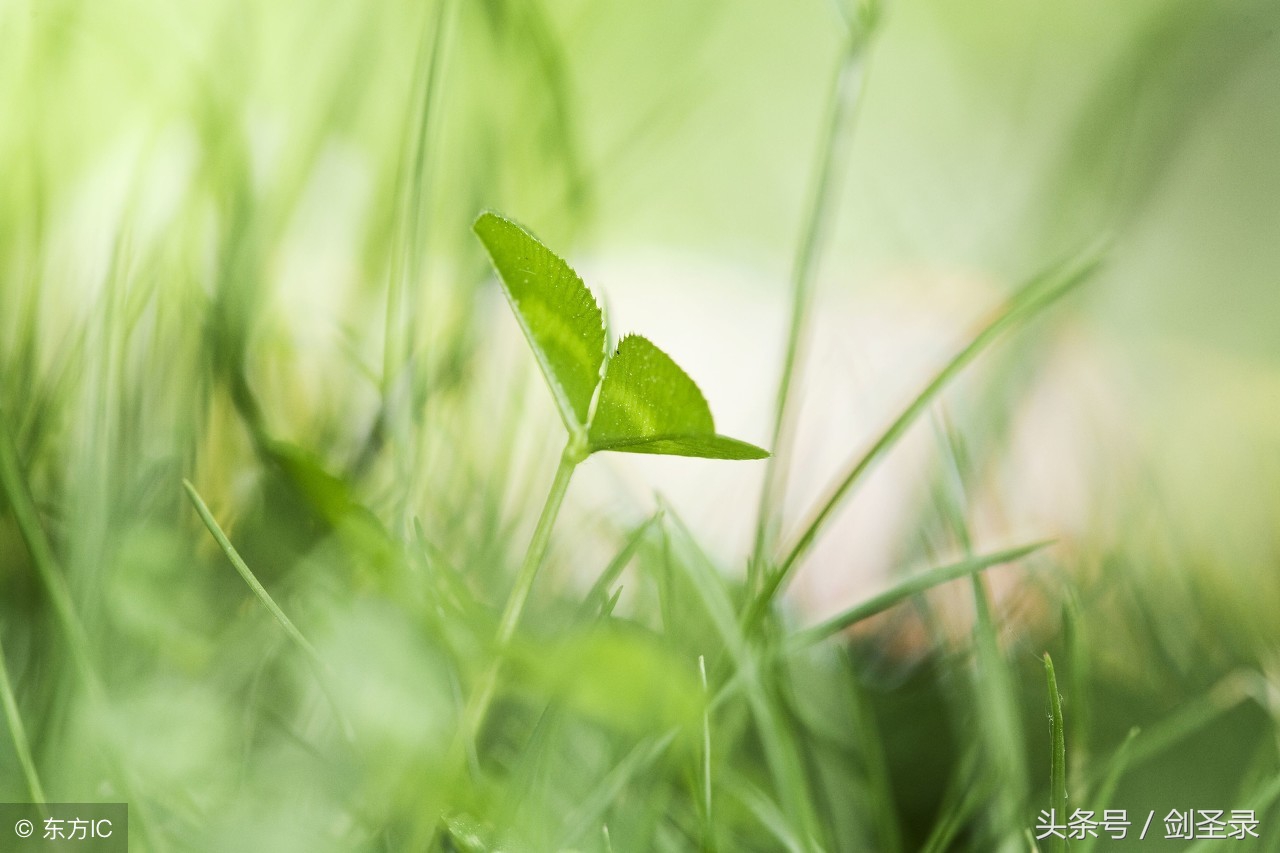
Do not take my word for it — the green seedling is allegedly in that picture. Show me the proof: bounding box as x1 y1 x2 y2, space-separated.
461 211 767 740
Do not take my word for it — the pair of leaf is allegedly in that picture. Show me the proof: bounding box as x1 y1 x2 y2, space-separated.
474 212 767 461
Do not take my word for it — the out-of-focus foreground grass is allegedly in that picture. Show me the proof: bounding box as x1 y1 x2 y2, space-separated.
3 0 1280 850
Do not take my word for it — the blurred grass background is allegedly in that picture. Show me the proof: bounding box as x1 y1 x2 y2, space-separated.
3 0 1280 849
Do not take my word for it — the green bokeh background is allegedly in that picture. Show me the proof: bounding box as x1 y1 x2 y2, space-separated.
2 0 1279 849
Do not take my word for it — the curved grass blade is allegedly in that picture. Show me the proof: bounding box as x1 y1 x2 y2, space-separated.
1 410 164 847
788 541 1051 649
474 211 605 433
754 14 875 584
577 512 662 622
1076 728 1139 853
751 242 1105 620
1044 653 1067 853
558 729 679 847
589 335 768 460
0 633 46 805
920 751 991 853
183 479 354 742
184 480 321 662
1184 771 1280 853
662 506 823 850
727 778 807 853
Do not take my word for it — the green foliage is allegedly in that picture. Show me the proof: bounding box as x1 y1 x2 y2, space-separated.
591 335 768 459
1044 652 1067 853
473 211 606 433
475 211 768 461
1 2 1277 851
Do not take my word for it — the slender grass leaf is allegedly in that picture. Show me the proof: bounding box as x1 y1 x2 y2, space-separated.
1107 670 1263 775
474 211 605 432
577 512 661 622
0 411 162 845
600 586 623 619
662 507 823 850
559 729 679 847
789 541 1051 648
183 480 322 662
935 418 1030 827
1185 771 1280 853
727 778 807 853
1044 652 1067 853
751 241 1105 620
1076 728 1138 853
0 410 95 688
589 335 768 460
183 479 354 741
920 752 992 853
0 633 46 805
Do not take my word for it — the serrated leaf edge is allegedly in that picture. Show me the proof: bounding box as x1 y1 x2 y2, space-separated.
474 211 607 434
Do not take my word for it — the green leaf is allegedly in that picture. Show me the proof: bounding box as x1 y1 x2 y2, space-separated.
473 211 605 431
588 335 768 460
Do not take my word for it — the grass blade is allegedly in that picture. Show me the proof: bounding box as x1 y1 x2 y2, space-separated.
936 418 1029 835
577 512 661 622
1044 652 1067 853
727 778 807 853
1184 771 1280 853
1 410 163 847
0 633 46 805
183 479 321 661
749 242 1105 623
0 410 96 688
699 654 714 848
662 507 824 851
1075 727 1138 853
559 729 678 847
789 541 1052 648
753 19 876 576
183 479 355 744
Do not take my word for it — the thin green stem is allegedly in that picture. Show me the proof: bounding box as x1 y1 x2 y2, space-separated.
183 480 321 661
746 244 1104 627
1044 652 1067 853
0 409 164 849
379 0 453 519
751 24 873 589
183 479 354 742
700 654 713 845
462 443 579 741
496 445 579 647
0 409 96 690
938 419 1029 830
1076 728 1138 853
382 0 450 400
0 632 46 806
